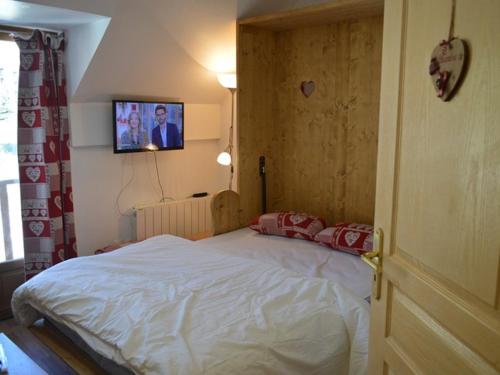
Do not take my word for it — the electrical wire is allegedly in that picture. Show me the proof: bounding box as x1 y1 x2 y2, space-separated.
152 151 174 203
153 151 165 203
115 154 135 216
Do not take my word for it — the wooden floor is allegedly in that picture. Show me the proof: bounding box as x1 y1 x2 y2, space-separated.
0 317 107 375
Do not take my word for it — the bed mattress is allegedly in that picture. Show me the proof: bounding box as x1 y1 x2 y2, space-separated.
197 228 372 300
13 234 370 375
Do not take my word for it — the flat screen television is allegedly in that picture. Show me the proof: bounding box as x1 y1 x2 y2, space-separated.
113 100 184 153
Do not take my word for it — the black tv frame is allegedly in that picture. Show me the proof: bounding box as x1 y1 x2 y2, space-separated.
112 99 184 154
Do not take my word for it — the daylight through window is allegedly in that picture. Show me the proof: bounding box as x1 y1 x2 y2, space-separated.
0 39 23 261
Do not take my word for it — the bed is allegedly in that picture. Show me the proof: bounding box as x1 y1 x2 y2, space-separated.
12 194 372 375
197 227 372 301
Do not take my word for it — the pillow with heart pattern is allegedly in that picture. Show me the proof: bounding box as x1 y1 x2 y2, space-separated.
249 212 326 241
314 223 373 255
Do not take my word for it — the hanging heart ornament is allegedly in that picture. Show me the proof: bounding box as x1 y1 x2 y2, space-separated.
429 38 467 101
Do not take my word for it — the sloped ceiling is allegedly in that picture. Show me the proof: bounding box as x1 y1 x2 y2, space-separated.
3 0 238 103
71 0 238 103
0 0 109 27
144 1 237 74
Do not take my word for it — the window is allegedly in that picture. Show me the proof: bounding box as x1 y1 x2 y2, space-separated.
0 39 23 262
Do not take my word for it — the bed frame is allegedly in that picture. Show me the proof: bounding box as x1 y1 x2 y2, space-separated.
211 190 244 235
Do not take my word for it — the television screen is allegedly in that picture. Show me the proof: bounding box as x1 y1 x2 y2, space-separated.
113 100 184 153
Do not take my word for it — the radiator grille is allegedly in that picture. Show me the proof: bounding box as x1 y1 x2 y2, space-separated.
135 195 212 241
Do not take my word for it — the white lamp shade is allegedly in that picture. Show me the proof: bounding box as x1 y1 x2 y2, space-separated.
217 151 232 166
217 73 237 89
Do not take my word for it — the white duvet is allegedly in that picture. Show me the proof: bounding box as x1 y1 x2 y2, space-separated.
197 228 372 300
12 235 369 375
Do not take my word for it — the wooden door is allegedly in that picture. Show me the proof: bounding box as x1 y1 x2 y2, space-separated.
369 0 500 373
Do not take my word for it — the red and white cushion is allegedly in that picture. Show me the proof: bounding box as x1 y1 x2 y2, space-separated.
314 223 374 255
249 212 326 241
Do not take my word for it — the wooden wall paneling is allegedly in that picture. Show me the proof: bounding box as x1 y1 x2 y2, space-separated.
345 16 383 223
237 25 276 224
252 16 382 225
238 5 383 226
331 20 351 224
271 22 346 223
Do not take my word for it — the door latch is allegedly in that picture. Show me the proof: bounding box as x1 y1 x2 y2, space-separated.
361 228 383 300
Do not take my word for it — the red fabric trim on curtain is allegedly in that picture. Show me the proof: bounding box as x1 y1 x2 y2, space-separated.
15 30 77 280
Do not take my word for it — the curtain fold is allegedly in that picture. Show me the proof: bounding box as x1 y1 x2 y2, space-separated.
15 30 77 280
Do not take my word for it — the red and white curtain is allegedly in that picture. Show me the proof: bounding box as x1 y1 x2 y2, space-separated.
15 30 77 280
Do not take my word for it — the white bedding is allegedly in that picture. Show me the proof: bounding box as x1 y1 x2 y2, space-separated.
13 235 369 375
197 228 372 300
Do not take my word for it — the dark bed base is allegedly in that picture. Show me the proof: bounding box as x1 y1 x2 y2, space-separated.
44 317 134 375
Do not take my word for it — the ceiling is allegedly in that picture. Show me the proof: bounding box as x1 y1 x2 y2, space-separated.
0 0 107 30
0 0 329 103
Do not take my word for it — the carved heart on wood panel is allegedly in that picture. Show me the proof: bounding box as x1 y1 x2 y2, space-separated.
429 38 467 101
300 81 315 98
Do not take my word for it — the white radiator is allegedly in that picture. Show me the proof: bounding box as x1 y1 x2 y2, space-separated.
135 195 213 241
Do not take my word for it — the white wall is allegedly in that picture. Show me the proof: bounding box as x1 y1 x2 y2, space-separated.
72 140 226 255
70 98 230 255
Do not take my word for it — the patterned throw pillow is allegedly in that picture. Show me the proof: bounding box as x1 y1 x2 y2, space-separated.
249 212 326 241
314 223 374 255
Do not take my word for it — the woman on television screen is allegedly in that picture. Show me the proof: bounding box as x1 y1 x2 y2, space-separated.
120 111 148 149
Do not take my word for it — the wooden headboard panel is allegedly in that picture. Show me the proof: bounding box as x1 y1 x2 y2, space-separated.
211 190 244 235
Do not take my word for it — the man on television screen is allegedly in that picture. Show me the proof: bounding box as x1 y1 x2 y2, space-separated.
151 104 181 148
